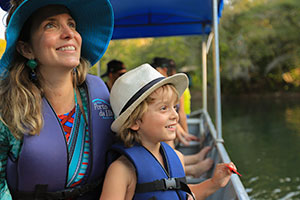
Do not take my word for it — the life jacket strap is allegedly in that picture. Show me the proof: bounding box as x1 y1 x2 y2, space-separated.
12 179 102 200
135 177 193 196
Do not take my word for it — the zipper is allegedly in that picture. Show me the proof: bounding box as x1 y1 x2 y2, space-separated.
142 143 170 178
44 97 70 187
81 83 92 184
160 145 185 200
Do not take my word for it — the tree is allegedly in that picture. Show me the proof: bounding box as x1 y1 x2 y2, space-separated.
219 0 300 92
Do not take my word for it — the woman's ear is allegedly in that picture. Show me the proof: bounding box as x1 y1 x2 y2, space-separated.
130 120 141 131
16 41 34 59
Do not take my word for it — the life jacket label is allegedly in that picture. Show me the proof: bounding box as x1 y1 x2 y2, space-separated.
92 98 114 119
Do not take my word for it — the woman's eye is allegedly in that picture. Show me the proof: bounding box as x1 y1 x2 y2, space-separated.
45 23 55 29
68 22 76 29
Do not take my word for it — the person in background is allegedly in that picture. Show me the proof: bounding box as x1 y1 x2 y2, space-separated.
100 64 236 200
101 59 127 91
151 57 196 145
0 0 114 199
182 85 192 117
151 57 169 76
169 59 192 118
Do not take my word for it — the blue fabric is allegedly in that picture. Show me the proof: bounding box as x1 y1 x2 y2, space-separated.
1 0 224 44
66 105 88 187
110 0 224 39
0 0 114 77
6 74 114 199
0 0 10 11
112 142 187 200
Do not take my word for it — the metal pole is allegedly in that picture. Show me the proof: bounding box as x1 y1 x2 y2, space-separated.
202 35 207 111
212 0 223 141
97 61 101 77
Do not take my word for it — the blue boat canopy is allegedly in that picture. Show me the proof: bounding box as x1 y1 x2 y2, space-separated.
110 0 224 39
1 0 223 39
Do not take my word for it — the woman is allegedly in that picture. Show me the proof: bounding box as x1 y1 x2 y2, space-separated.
0 0 114 199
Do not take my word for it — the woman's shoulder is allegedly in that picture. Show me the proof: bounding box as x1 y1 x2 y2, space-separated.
0 120 11 141
0 120 21 148
0 121 17 200
85 73 105 84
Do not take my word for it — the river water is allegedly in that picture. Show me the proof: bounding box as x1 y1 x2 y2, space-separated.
205 95 300 199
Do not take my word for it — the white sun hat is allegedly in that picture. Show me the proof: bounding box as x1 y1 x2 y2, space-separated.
110 63 188 134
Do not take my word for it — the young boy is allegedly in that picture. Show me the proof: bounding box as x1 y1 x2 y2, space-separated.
100 64 236 200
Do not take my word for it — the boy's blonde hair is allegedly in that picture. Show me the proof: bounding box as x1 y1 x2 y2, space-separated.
118 84 179 147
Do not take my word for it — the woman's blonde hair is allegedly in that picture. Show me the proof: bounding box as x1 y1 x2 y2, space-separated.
117 84 179 147
0 56 89 140
0 0 89 139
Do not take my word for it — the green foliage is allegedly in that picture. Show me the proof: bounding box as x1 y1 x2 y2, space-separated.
102 37 192 69
98 0 300 94
100 36 206 88
219 0 300 93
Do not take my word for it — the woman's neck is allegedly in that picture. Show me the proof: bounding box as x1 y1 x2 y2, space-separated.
42 71 76 115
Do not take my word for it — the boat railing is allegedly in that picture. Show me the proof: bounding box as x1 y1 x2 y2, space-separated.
177 109 250 200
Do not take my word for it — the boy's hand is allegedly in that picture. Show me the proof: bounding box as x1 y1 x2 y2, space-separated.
211 162 236 188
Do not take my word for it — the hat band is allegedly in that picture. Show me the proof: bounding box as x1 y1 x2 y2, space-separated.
119 77 165 115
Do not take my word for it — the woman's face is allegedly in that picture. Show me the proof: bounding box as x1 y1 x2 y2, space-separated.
28 5 82 71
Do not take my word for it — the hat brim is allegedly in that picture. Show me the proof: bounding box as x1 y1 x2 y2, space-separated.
0 0 114 76
111 73 188 133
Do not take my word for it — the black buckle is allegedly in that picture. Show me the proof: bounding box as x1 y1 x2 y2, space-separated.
163 178 179 190
51 186 80 199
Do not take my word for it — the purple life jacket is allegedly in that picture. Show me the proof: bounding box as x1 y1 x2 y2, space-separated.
6 74 114 199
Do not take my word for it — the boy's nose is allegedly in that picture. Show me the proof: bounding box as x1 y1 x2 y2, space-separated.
171 107 179 121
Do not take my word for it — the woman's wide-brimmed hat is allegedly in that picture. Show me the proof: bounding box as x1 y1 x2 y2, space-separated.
110 63 188 134
0 0 114 76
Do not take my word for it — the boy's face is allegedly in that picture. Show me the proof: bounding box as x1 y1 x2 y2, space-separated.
133 86 179 145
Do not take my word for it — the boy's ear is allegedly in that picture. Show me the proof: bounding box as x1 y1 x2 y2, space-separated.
130 120 140 131
16 41 34 59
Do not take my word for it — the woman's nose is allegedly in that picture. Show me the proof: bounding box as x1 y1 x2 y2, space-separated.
60 25 75 39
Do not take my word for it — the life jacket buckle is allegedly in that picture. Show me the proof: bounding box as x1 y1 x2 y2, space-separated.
163 178 179 190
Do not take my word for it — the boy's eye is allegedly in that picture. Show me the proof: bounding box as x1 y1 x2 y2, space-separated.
160 106 167 110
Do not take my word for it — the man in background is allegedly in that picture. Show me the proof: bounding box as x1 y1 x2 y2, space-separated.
101 59 127 91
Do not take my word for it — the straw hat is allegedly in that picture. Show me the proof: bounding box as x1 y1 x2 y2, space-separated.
110 63 188 133
0 0 114 76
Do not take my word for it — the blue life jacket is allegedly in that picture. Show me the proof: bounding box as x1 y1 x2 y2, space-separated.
111 142 190 200
6 74 114 200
